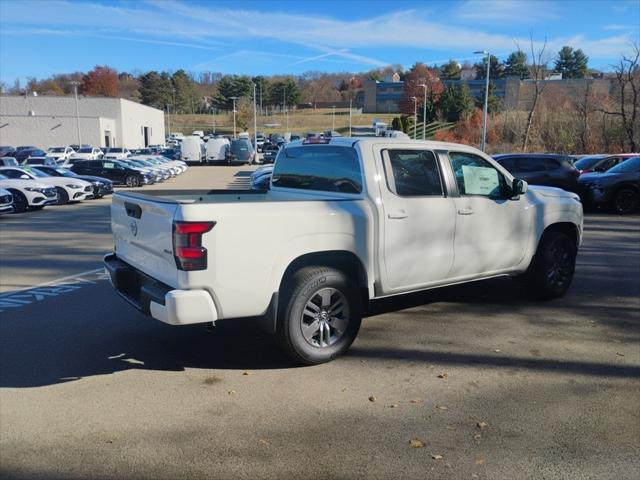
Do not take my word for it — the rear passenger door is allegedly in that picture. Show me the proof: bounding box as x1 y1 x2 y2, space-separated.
376 147 457 293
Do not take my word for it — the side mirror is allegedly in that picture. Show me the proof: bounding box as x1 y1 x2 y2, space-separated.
512 178 528 197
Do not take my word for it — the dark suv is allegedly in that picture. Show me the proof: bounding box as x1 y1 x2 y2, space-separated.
70 160 152 187
493 153 581 195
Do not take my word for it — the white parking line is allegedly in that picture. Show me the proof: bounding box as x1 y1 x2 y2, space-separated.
0 268 108 312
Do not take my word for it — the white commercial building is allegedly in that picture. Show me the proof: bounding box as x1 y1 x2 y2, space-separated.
0 95 165 149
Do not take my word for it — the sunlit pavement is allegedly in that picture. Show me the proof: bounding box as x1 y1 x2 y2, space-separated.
1 166 638 479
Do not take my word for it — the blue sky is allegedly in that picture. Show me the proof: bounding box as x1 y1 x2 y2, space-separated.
1 0 639 84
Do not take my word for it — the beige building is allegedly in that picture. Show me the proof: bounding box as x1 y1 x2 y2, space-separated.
0 96 165 149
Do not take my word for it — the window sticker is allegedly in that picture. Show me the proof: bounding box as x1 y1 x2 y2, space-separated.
462 165 499 195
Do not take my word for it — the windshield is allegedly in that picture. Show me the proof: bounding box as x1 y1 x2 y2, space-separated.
22 167 48 178
52 168 76 177
575 155 606 170
49 147 65 153
0 174 7 180
608 157 640 173
78 148 93 153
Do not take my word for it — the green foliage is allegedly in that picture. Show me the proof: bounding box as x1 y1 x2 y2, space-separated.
400 115 409 133
554 46 589 78
441 60 461 80
171 70 198 113
503 50 529 79
267 77 300 107
438 84 475 122
139 71 172 109
477 81 502 114
215 75 254 108
391 116 402 131
475 55 504 79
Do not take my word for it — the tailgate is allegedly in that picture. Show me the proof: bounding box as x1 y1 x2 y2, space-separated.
111 193 179 287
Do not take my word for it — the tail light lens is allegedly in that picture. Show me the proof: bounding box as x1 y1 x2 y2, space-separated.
173 221 215 271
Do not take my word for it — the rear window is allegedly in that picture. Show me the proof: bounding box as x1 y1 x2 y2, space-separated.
608 157 640 173
272 146 362 194
517 158 547 172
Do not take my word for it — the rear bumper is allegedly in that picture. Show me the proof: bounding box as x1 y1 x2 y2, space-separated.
103 253 218 325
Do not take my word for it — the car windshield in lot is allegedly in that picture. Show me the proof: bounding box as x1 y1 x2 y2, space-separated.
22 167 49 178
35 167 77 178
575 155 606 170
49 147 66 153
607 156 639 173
77 148 93 153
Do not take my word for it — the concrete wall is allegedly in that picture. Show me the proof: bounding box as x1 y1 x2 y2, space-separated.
0 96 165 149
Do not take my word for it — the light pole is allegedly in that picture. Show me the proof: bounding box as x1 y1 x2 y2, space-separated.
411 96 417 139
332 105 336 133
230 96 237 138
212 106 216 134
70 81 81 145
252 83 257 158
167 103 171 137
419 84 427 140
349 98 352 137
474 50 490 151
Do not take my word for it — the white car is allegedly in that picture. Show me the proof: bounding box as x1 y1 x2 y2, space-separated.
103 148 132 160
0 172 58 212
47 146 75 162
0 187 14 214
71 147 103 160
0 166 93 205
105 137 583 365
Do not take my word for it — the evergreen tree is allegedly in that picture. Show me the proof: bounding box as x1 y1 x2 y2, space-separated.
571 49 589 78
391 117 402 131
441 60 461 80
438 84 475 122
215 75 254 108
477 81 502 114
171 69 198 113
554 46 589 78
267 77 300 107
503 50 529 79
139 71 172 109
474 55 504 79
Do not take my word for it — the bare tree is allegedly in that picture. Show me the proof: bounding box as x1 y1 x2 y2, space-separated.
600 43 639 152
522 34 550 151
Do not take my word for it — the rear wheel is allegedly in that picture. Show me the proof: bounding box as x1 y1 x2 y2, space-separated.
125 175 140 187
277 266 362 365
525 230 577 300
55 187 69 205
613 187 639 214
8 190 27 213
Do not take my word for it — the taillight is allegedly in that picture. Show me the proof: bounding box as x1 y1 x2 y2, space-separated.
172 221 215 271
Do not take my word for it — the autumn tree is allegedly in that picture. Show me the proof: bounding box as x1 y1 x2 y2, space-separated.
522 36 550 151
80 65 118 97
400 62 443 123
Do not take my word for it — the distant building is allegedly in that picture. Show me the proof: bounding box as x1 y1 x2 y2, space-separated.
363 79 404 113
0 96 165 149
460 67 476 81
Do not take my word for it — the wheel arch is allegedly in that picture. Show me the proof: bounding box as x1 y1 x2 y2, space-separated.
543 222 580 247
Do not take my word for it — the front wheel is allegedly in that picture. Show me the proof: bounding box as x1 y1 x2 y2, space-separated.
55 187 69 205
9 190 28 213
277 266 362 365
125 175 140 187
613 187 639 214
525 230 577 300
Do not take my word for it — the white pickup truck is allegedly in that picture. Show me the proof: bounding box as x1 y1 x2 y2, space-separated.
104 138 583 364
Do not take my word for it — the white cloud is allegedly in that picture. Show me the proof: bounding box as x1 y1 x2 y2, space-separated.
453 0 559 23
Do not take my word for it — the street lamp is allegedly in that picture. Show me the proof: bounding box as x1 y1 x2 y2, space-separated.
282 85 288 134
70 81 81 145
252 83 257 159
212 106 216 134
230 96 238 138
349 98 352 137
418 83 428 140
332 105 336 133
411 96 417 139
474 50 491 151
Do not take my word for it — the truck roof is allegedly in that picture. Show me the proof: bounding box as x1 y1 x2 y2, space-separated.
284 136 482 154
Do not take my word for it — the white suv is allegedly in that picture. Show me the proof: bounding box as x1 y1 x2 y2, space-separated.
71 147 103 160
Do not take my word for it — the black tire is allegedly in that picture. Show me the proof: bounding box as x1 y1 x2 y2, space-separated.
525 230 577 300
125 175 140 188
55 187 69 205
277 266 362 365
613 187 639 214
8 190 27 213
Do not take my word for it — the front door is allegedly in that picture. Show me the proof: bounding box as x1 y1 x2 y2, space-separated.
445 151 530 278
376 146 457 293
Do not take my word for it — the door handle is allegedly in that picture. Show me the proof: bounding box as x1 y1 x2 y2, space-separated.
388 211 409 219
457 208 474 215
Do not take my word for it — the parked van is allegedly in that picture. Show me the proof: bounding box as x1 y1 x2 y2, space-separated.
205 137 230 164
180 136 204 163
192 130 205 138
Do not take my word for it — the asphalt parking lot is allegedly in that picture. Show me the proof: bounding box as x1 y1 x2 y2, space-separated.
1 166 639 480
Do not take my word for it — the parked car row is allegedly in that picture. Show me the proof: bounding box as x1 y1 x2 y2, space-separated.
0 154 187 215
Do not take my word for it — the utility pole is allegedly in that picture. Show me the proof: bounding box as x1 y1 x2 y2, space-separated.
283 85 288 134
167 103 171 137
332 105 336 132
411 96 417 139
212 105 216 134
230 97 237 138
253 83 258 158
419 84 428 140
70 81 81 145
349 98 352 137
259 78 263 116
474 50 491 151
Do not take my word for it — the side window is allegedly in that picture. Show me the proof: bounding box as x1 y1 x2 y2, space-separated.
2 169 21 179
517 158 547 172
546 159 562 170
382 149 443 196
103 162 115 169
449 152 507 199
498 157 517 172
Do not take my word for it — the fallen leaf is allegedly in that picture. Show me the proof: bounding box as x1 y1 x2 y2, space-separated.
493 349 501 353
258 439 269 445
242 371 251 376
477 421 489 429
368 396 377 402
409 439 425 448
437 373 448 379
432 454 444 460
473 433 482 439
435 405 448 410
616 352 625 357
389 403 399 408
228 390 236 395
105 440 113 444
410 398 424 404
475 457 485 465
